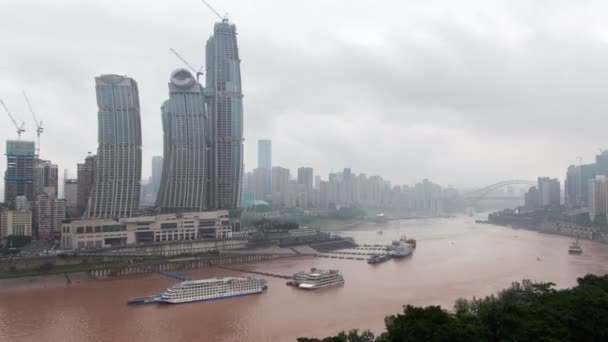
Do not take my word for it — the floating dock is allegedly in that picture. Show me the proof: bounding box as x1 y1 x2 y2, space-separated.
128 296 162 306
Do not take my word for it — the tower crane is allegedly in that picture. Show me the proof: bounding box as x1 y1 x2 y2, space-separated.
169 48 204 82
200 0 229 22
23 91 43 155
0 97 26 140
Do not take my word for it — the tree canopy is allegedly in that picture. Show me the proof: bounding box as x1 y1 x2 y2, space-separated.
299 274 608 342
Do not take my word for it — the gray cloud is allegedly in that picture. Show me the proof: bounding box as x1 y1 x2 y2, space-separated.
1 0 608 200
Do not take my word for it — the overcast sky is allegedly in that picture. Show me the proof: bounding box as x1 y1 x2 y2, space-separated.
1 0 607 198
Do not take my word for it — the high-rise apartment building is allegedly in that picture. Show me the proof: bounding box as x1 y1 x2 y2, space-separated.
252 168 269 201
85 75 142 219
565 165 578 208
4 140 35 209
537 177 560 207
597 151 608 176
33 160 58 197
36 192 66 240
257 140 271 170
297 167 314 208
32 159 59 237
64 179 79 218
588 176 607 223
257 140 272 199
206 20 244 209
77 154 95 217
341 168 353 205
156 69 208 213
319 180 329 210
524 186 539 209
150 156 164 198
271 167 290 208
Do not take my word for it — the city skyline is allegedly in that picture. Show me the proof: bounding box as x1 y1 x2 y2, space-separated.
3 1 608 199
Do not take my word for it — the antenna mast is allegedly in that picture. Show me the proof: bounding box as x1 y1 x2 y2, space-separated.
23 91 44 156
0 98 26 140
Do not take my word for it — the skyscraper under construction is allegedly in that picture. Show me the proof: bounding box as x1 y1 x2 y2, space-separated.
205 20 244 210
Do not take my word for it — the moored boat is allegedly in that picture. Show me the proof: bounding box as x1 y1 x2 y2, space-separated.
291 268 344 290
128 277 267 305
569 239 583 255
367 253 392 264
391 244 414 258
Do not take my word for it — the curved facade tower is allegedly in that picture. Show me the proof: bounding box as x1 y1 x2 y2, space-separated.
205 20 244 209
156 69 207 213
85 75 142 219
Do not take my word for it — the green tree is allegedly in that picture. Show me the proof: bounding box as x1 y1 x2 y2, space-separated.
302 275 608 342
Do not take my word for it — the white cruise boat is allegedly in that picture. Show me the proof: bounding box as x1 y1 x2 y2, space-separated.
159 277 267 304
292 268 344 290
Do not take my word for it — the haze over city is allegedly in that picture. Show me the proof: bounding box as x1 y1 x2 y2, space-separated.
2 0 607 194
3 1 608 342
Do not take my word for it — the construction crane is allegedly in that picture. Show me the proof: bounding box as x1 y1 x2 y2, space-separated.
0 97 26 140
200 0 229 22
169 48 204 82
23 91 43 155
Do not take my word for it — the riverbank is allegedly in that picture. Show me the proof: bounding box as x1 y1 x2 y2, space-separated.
294 217 365 231
303 214 452 232
0 253 291 289
480 218 608 244
4 216 607 342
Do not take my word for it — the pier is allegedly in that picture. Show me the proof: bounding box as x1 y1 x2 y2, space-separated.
315 254 366 261
212 265 292 279
87 254 284 280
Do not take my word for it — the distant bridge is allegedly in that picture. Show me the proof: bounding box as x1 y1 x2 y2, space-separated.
463 180 536 206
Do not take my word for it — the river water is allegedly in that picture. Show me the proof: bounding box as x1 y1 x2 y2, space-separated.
2 216 608 342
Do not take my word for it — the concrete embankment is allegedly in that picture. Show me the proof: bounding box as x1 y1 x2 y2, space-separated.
0 254 293 290
0 272 90 290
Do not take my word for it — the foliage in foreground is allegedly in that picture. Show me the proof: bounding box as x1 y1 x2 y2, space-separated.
297 274 608 342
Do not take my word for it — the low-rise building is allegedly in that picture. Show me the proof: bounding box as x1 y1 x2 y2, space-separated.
288 227 318 238
1 209 33 238
61 210 240 249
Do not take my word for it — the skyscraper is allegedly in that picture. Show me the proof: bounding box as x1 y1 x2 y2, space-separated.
297 167 314 208
258 140 271 170
156 69 208 213
32 159 59 237
33 160 58 197
597 151 608 176
77 154 95 217
206 20 244 209
85 75 142 219
537 177 560 207
588 176 607 222
271 167 290 208
64 179 79 218
4 140 35 209
258 139 272 199
150 156 164 198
